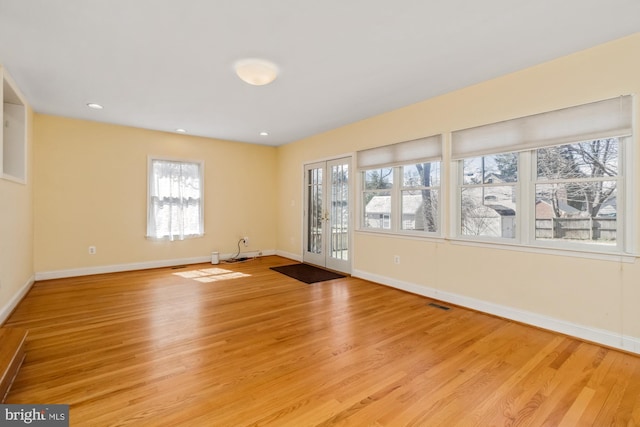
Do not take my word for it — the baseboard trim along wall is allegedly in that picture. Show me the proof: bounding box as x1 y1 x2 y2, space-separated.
35 250 277 281
275 250 303 262
0 275 35 325
352 269 640 356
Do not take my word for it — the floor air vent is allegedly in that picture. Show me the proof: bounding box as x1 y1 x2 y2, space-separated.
428 302 451 311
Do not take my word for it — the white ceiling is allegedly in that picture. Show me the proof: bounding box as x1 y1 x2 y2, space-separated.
1 1 639 146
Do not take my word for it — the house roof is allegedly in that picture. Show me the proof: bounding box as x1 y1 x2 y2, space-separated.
536 199 581 215
1 1 639 145
487 205 516 216
366 196 392 214
366 194 424 214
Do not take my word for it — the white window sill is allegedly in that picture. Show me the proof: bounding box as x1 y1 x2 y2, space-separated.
356 228 444 243
355 229 636 262
448 238 637 263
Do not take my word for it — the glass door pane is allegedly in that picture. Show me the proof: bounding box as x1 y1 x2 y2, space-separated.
329 162 348 261
325 158 350 273
307 166 323 254
303 158 351 274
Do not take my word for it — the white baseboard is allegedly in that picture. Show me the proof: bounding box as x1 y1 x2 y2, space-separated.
352 269 640 355
0 275 35 325
36 250 278 281
275 250 302 262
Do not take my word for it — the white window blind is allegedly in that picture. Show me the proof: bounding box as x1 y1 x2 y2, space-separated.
147 158 204 240
452 96 633 159
357 134 442 169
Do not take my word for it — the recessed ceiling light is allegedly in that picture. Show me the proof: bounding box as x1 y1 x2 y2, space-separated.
260 131 269 136
234 58 279 86
86 103 103 110
175 128 187 133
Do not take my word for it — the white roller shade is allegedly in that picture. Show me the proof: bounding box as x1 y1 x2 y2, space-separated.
357 134 442 169
452 95 633 159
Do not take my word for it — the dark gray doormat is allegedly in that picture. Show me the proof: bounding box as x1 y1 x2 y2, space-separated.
270 263 345 284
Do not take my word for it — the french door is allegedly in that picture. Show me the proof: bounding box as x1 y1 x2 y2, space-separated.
303 157 351 273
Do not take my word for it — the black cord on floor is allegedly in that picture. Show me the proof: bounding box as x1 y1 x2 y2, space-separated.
225 238 246 263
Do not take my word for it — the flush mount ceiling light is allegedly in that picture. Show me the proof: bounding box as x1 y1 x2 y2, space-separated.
86 103 103 110
175 128 187 133
259 131 269 136
234 58 279 86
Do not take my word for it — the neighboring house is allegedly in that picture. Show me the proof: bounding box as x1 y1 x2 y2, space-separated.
461 187 516 238
597 197 617 217
365 195 426 230
483 172 505 184
463 203 515 238
535 200 581 219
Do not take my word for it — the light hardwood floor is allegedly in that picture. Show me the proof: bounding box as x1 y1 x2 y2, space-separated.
5 256 640 426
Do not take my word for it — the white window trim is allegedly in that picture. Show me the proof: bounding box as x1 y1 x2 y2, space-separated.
453 152 519 243
529 138 627 255
450 95 635 257
451 138 634 257
359 164 443 237
357 134 444 237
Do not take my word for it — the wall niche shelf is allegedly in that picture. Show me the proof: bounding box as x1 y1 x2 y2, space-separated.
1 66 27 184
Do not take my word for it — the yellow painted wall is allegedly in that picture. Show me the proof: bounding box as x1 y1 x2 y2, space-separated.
276 34 640 343
4 32 638 350
0 103 33 321
34 115 277 273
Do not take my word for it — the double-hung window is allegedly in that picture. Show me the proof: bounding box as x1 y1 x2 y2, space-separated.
452 95 633 254
147 158 204 240
534 139 620 247
358 135 442 235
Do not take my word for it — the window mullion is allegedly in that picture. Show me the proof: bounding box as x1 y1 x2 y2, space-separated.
392 167 401 232
519 151 532 244
621 135 632 254
451 160 461 238
536 176 619 185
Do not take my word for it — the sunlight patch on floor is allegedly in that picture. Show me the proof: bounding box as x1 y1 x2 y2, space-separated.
173 267 251 283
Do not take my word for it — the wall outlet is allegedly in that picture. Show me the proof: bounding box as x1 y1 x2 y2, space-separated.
89 246 97 255
394 255 400 264
242 236 249 246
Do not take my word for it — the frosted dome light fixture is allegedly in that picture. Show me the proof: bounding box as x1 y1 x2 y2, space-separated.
234 58 279 86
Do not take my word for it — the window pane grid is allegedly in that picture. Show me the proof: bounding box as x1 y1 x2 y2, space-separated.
361 162 440 234
307 168 323 254
533 139 621 247
535 138 622 247
147 159 203 240
330 163 349 260
455 137 625 251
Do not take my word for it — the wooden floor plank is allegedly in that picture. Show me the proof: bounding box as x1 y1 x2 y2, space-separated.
4 256 640 426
